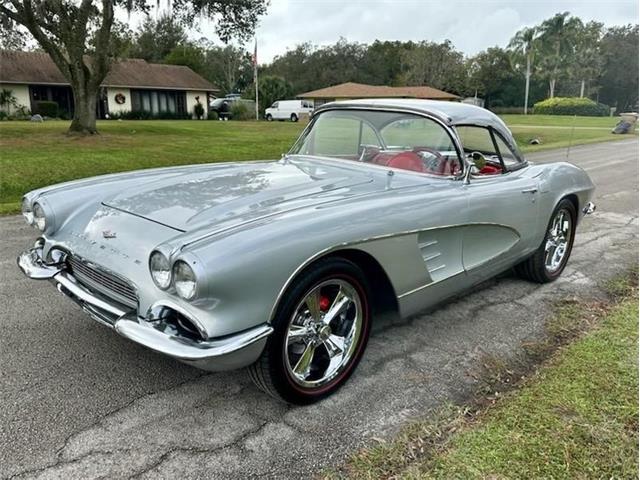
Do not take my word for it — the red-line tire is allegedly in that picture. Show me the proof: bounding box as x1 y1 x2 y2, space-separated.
247 257 372 404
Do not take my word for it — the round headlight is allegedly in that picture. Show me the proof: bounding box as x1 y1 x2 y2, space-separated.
21 198 34 225
149 251 171 289
173 260 197 300
33 203 46 231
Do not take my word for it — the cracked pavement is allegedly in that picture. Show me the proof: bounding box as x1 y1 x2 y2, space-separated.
1 138 637 479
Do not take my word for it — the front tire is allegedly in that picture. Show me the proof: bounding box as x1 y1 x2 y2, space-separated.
248 258 372 404
516 198 576 283
266 114 273 121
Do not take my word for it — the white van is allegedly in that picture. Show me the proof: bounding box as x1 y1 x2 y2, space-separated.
265 100 314 122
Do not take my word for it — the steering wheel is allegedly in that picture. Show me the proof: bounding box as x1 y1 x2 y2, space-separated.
358 144 382 162
413 146 449 174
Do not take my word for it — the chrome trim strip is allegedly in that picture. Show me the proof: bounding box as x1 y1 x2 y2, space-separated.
397 269 466 299
268 222 519 322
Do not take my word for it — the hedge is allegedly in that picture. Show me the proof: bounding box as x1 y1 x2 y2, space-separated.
33 100 58 118
108 110 191 120
533 97 610 116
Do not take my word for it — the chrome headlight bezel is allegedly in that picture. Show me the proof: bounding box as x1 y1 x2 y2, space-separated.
33 202 47 232
172 260 198 301
149 250 172 290
21 197 34 225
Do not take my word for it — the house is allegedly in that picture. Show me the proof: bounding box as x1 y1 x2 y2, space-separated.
0 50 218 119
297 82 459 107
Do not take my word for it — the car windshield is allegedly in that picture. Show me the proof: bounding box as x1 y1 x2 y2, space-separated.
290 109 462 176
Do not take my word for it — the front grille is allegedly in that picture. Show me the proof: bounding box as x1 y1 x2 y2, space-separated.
67 255 138 308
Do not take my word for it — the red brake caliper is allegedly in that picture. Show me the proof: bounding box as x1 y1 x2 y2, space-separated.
319 296 330 312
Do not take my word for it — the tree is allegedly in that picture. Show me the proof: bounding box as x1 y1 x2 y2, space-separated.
598 24 639 110
538 12 582 97
572 21 603 98
402 40 465 93
0 15 29 49
465 47 524 108
508 26 540 113
0 0 267 135
130 14 186 62
165 42 206 75
247 75 293 116
202 44 253 95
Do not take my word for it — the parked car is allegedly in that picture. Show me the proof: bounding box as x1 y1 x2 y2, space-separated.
18 99 595 404
265 99 314 122
209 96 255 120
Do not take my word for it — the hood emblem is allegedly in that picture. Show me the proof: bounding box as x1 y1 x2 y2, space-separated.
102 230 117 239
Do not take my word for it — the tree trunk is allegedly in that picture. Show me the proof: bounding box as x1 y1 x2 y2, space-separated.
68 84 98 135
524 55 531 115
580 79 585 98
549 78 556 98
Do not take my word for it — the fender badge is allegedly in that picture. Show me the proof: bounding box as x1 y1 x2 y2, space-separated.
102 230 117 239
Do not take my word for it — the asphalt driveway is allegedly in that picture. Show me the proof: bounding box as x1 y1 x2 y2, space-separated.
1 138 637 479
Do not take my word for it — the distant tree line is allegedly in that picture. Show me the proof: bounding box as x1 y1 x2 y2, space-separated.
3 8 637 122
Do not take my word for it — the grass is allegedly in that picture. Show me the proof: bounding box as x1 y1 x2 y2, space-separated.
0 114 635 214
328 273 639 480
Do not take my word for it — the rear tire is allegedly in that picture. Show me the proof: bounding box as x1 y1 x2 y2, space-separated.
516 198 576 283
290 113 298 122
248 257 372 404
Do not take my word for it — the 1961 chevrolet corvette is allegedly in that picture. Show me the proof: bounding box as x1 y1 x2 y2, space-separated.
18 99 596 404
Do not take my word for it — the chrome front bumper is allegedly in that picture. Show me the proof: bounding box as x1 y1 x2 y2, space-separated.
17 247 272 371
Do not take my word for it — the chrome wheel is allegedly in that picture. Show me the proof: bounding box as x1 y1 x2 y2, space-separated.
284 279 363 389
545 208 572 273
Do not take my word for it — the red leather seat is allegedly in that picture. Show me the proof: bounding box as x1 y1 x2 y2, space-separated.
479 164 501 175
370 151 425 173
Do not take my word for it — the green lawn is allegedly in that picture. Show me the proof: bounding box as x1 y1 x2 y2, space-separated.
332 289 638 479
0 114 635 214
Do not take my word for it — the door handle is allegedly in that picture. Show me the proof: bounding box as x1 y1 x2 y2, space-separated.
521 187 538 194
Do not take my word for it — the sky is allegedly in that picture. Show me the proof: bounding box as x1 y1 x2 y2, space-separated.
184 0 639 63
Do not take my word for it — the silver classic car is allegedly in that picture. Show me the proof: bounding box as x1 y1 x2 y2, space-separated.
18 99 595 404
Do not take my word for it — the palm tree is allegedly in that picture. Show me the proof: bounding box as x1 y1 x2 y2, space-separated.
509 27 539 114
539 12 582 98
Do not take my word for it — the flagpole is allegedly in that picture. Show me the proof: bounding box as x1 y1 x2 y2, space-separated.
253 37 259 121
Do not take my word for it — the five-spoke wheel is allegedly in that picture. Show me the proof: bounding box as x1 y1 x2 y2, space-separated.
248 258 371 404
516 198 577 283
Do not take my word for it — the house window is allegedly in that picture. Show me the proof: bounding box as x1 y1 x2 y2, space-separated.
130 89 186 114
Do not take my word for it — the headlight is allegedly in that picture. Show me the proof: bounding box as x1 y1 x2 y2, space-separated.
21 198 34 225
149 251 171 289
33 203 46 231
173 260 197 300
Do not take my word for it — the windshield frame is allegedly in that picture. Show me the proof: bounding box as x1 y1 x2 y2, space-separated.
288 106 465 180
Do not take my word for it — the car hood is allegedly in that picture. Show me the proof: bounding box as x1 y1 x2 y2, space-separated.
102 158 377 231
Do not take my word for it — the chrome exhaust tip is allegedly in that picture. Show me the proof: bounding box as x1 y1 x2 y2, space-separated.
582 202 596 215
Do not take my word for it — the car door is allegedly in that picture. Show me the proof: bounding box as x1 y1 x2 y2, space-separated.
456 126 540 278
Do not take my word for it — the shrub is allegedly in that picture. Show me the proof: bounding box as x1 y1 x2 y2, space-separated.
33 100 58 118
108 110 191 120
230 100 255 120
0 111 7 121
533 97 610 116
194 102 205 119
207 110 219 121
